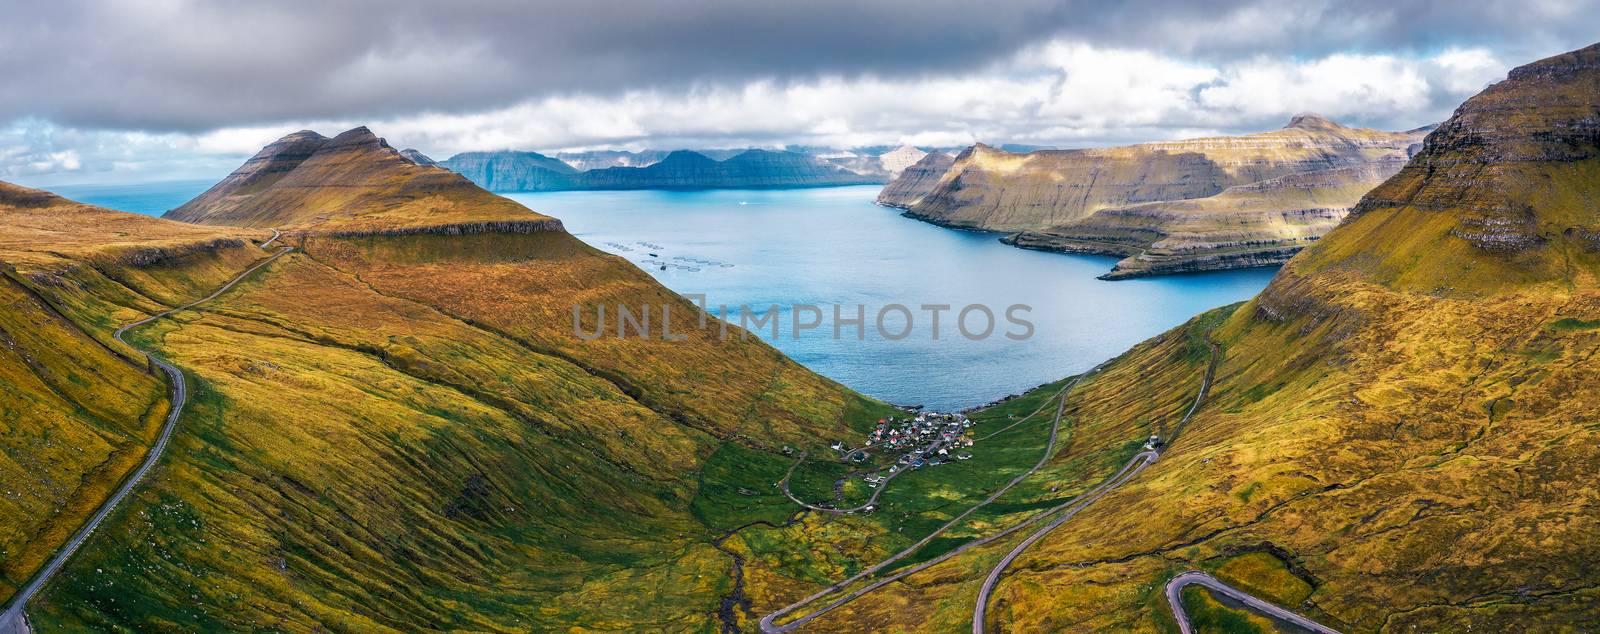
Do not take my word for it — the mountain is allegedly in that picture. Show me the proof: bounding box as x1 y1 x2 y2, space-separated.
13 127 889 631
1005 158 1411 278
762 42 1600 632
444 148 881 191
438 149 581 192
889 115 1427 277
570 148 881 190
875 150 955 209
398 148 439 167
555 149 669 171
876 145 930 179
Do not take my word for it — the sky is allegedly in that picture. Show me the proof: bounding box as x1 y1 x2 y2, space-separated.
3 0 1599 186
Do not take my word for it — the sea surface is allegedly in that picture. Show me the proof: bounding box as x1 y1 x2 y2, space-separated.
49 179 215 217
59 180 1275 409
508 186 1276 409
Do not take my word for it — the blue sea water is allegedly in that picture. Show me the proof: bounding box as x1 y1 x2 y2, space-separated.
48 179 214 217
508 186 1277 409
59 180 1274 409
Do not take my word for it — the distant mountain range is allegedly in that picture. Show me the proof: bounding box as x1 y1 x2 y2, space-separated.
440 145 945 191
878 114 1431 278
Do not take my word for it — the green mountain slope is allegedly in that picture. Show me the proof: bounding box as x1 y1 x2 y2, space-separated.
0 181 268 605
6 131 892 631
762 41 1600 633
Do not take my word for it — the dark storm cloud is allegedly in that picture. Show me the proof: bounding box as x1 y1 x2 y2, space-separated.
2 0 1597 131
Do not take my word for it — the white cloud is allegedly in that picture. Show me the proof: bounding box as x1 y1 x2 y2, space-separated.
2 41 1513 186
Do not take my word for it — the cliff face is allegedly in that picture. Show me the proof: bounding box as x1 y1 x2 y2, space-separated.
1009 158 1411 278
907 115 1423 232
444 148 879 191
167 130 330 221
895 115 1426 276
555 149 668 171
875 150 955 209
439 150 580 191
876 145 930 178
803 42 1600 634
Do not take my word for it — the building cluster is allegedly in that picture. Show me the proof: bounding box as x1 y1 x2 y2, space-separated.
835 412 976 483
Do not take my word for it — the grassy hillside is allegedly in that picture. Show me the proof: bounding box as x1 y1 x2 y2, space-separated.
0 181 268 604
775 42 1600 633
10 130 894 631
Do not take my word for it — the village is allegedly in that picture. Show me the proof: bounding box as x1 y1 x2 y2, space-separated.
833 410 977 486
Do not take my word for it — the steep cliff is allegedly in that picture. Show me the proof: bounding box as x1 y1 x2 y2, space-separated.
893 115 1426 276
438 149 580 192
568 148 879 190
875 150 956 209
166 127 554 234
1008 158 1411 278
783 42 1600 633
904 115 1423 233
877 145 931 179
445 148 879 191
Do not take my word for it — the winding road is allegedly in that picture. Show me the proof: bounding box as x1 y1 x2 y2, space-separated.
776 376 1078 516
760 364 1113 633
971 344 1218 633
1166 571 1341 634
0 242 291 634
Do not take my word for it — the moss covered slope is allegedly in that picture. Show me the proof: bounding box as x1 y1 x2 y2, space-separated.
15 127 892 631
793 42 1600 633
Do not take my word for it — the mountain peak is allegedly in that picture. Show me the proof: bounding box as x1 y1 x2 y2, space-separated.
166 126 556 233
1275 40 1600 295
1506 41 1600 81
1285 113 1342 130
399 148 439 167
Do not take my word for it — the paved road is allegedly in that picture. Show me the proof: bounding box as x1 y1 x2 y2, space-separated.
776 375 1075 516
777 440 942 515
760 364 1112 633
1166 571 1341 634
258 228 280 249
970 449 1159 633
0 245 292 634
971 344 1219 633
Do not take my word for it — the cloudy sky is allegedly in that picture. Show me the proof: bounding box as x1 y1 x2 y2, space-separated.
4 0 1599 185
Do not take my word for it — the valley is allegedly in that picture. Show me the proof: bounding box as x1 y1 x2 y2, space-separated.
2 8 1599 632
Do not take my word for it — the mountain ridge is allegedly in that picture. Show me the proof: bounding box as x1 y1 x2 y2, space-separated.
14 125 893 631
880 114 1429 277
442 147 882 191
790 41 1600 633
